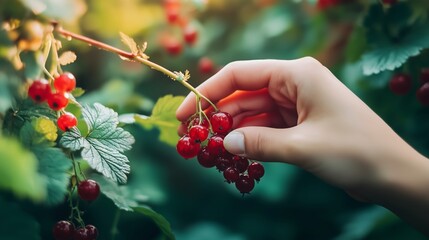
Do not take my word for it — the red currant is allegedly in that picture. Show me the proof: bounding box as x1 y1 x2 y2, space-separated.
164 38 183 56
197 146 218 168
224 167 240 183
235 175 255 194
28 79 51 102
164 0 180 24
198 57 214 74
389 73 412 95
420 68 429 84
85 225 98 240
416 82 429 106
207 134 226 155
47 92 69 111
78 179 100 201
57 112 78 131
183 25 198 45
176 135 200 159
233 156 249 173
52 220 74 240
73 227 89 240
215 154 234 171
189 125 209 143
248 162 265 181
210 112 233 134
54 72 76 92
382 0 397 5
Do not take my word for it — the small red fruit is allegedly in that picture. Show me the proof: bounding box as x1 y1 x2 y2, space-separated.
183 25 198 45
78 179 100 201
73 228 89 240
224 167 240 183
52 220 74 240
420 68 429 84
189 125 209 142
210 112 233 134
235 175 255 194
57 112 78 131
382 0 397 5
389 73 412 95
164 38 182 56
85 225 99 240
54 72 76 92
248 162 265 181
207 134 226 155
176 135 200 159
47 92 69 111
233 156 249 173
416 82 429 106
28 79 51 102
198 57 214 74
197 146 218 168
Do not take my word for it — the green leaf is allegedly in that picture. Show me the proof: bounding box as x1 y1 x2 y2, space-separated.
0 196 41 240
135 95 184 146
32 147 72 205
90 174 139 211
60 103 135 183
19 117 58 147
0 136 45 201
133 205 175 240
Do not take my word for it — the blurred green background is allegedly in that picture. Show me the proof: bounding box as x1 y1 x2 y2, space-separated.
1 0 429 239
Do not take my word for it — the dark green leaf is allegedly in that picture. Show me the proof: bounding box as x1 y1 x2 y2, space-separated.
60 103 135 183
135 95 184 146
133 205 175 240
0 196 41 240
32 147 72 205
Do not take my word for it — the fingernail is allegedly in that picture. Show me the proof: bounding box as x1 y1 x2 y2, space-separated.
224 131 245 155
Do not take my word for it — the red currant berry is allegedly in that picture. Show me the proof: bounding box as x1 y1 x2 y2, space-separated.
416 82 429 106
389 73 412 95
28 79 51 102
420 68 429 84
47 92 69 111
164 38 183 55
187 116 210 129
78 179 100 201
207 134 226 155
73 227 90 240
164 0 180 23
210 112 233 134
52 220 74 240
85 225 98 240
54 72 76 92
235 175 255 194
233 155 249 173
224 167 240 183
57 112 78 131
183 25 198 45
198 57 214 74
197 146 218 168
382 0 397 5
176 135 200 159
189 125 209 143
248 162 265 181
215 154 234 171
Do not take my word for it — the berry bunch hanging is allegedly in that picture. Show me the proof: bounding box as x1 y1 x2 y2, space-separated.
177 109 265 195
388 68 429 106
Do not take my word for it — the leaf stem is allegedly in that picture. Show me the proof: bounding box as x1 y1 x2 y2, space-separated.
110 209 121 240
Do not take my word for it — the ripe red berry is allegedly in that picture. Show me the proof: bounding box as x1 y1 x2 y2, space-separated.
248 162 265 181
54 72 76 92
210 112 233 134
207 134 226 155
85 225 98 240
215 154 234 171
382 0 397 5
389 73 412 95
420 68 429 84
235 175 255 194
28 79 51 102
57 112 78 131
183 25 198 45
233 155 249 173
78 179 100 201
52 220 74 240
189 125 209 142
198 57 214 74
416 82 429 106
73 227 89 240
197 146 218 168
47 92 69 111
224 167 240 183
176 135 200 159
164 38 183 55
164 0 180 24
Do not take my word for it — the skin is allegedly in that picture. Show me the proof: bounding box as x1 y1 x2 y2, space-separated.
176 58 429 236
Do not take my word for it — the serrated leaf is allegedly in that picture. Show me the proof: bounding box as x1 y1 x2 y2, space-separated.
58 51 77 65
32 147 72 205
120 32 138 54
20 117 58 147
91 174 138 211
134 95 184 146
0 136 46 201
60 103 135 183
133 205 175 240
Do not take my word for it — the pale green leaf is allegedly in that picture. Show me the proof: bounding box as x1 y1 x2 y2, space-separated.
134 205 175 240
19 117 58 147
0 136 45 201
135 95 184 146
60 103 135 183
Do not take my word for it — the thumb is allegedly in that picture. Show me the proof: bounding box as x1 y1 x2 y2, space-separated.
223 127 301 163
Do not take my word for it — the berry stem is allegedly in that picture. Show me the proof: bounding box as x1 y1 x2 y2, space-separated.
110 209 121 240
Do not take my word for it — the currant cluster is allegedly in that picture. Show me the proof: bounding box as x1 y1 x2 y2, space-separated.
388 68 429 106
28 72 78 131
53 179 101 240
176 111 265 195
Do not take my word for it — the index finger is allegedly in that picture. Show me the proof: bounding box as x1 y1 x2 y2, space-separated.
176 59 286 121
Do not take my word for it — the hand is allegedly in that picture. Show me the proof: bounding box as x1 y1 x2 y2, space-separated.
176 57 429 235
